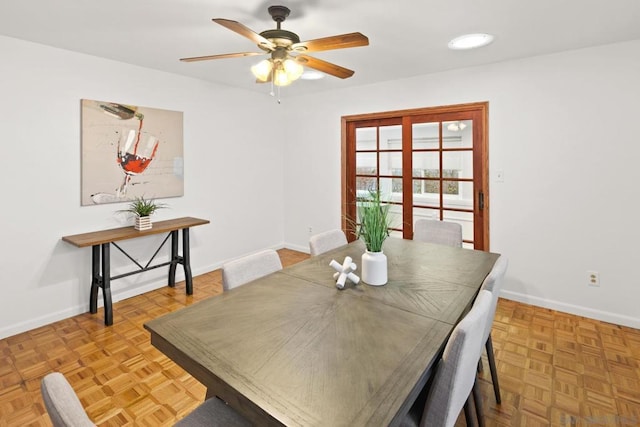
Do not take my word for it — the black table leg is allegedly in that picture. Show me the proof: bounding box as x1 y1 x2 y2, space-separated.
168 230 179 287
183 228 193 295
90 245 100 314
101 243 113 326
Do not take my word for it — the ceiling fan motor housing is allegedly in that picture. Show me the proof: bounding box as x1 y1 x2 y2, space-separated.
259 29 300 47
268 5 290 23
260 6 300 48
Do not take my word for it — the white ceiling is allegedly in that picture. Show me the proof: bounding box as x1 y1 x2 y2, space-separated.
2 0 640 96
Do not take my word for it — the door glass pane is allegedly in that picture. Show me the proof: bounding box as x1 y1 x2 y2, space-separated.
380 177 402 235
443 151 473 180
387 204 404 232
356 176 377 192
412 122 439 149
379 177 398 200
379 125 402 150
413 179 440 207
442 181 474 209
356 152 377 175
389 230 403 239
412 152 440 176
443 210 474 243
443 120 473 149
356 127 377 150
413 207 440 222
379 152 402 176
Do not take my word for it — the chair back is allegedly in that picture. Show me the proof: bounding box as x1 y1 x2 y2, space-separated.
222 249 283 290
175 397 251 426
480 255 509 343
414 219 462 247
419 290 493 427
41 372 95 427
309 229 348 256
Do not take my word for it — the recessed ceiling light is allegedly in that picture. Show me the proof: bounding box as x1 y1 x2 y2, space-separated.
300 70 324 80
448 33 494 50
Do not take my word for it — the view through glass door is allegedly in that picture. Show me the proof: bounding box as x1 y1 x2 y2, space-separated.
342 103 489 250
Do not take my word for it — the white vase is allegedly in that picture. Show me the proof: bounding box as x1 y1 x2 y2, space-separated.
135 215 152 231
361 250 388 286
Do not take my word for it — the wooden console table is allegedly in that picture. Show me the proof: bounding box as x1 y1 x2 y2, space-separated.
62 217 209 325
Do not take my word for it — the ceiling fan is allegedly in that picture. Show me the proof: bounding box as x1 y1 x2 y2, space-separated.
180 5 369 87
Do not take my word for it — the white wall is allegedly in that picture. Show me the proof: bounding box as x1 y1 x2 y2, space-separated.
2 34 638 338
0 35 285 339
282 39 640 329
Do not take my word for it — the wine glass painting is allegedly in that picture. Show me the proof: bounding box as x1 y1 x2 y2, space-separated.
81 99 184 205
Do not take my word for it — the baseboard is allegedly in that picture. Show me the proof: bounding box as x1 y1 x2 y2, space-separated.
283 242 310 253
0 263 217 340
500 290 640 329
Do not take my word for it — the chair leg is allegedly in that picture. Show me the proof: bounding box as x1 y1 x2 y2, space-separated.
463 393 477 427
477 358 484 373
486 333 502 404
472 377 485 427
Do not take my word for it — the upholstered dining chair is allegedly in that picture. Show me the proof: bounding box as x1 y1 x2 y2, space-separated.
41 372 95 427
309 229 348 256
402 290 493 427
175 398 251 426
222 249 283 291
413 219 463 247
478 255 509 404
41 372 250 427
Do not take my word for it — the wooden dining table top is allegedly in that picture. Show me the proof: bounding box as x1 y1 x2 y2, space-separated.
144 238 500 426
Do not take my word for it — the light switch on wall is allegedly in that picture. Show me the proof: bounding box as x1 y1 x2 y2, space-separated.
495 170 504 182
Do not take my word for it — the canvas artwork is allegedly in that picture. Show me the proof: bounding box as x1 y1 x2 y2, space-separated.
81 99 184 206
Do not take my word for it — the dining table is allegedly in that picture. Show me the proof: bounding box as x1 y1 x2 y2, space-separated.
144 237 500 426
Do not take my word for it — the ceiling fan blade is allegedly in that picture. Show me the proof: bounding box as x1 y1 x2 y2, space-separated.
291 32 369 53
180 52 265 62
295 54 355 79
213 18 275 50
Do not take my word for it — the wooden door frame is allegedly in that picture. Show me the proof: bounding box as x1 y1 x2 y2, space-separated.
341 102 490 250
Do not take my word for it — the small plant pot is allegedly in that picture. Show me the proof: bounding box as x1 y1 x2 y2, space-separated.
361 250 387 286
135 215 152 231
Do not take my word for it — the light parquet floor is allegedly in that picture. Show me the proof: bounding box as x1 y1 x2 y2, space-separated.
1 249 639 426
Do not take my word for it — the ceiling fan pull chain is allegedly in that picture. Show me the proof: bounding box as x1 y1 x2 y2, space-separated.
269 69 275 97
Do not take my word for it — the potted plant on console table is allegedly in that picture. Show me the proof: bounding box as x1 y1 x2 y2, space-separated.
353 189 391 286
119 196 167 231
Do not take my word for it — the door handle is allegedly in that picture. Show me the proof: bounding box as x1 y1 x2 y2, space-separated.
479 191 484 210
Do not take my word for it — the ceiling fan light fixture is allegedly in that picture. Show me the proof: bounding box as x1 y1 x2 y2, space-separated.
251 59 273 82
283 59 304 81
274 68 293 86
448 33 494 50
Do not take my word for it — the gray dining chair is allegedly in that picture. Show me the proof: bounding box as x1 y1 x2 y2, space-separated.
41 372 250 427
478 255 509 404
222 249 283 291
41 372 95 427
309 229 348 256
413 219 463 247
175 398 251 426
403 290 493 427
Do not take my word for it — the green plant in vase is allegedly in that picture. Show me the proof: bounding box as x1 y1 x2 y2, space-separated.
118 196 167 230
352 189 391 286
355 189 391 252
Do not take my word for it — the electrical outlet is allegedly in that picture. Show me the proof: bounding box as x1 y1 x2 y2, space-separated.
308 226 313 235
587 271 600 287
